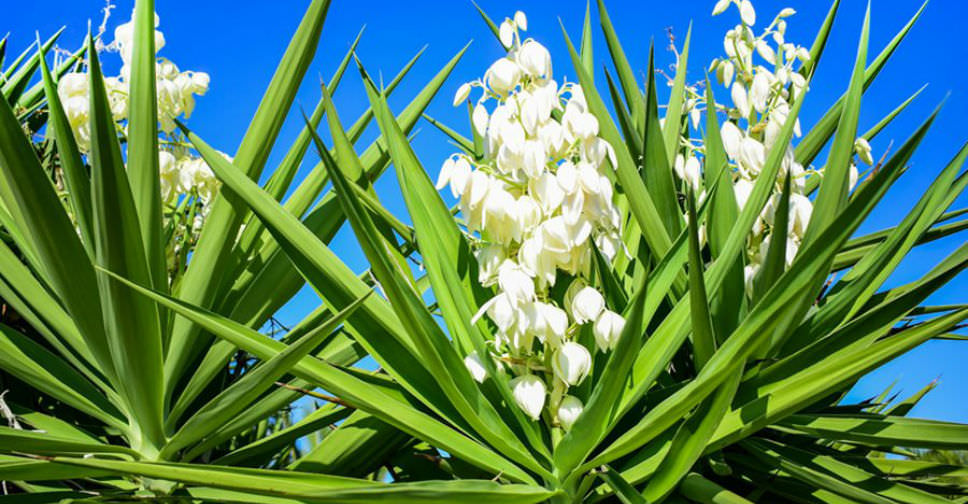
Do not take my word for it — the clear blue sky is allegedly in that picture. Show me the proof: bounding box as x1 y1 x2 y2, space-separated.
5 0 967 423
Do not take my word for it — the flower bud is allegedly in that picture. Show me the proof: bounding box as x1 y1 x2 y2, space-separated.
557 395 583 430
553 341 592 386
510 375 546 420
499 20 515 49
593 310 625 352
453 82 472 106
854 137 874 166
514 11 528 31
712 0 731 15
739 0 756 26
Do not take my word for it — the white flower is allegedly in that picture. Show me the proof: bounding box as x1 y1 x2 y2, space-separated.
569 285 605 324
789 193 813 238
521 140 547 178
750 72 771 113
485 58 521 95
514 11 528 31
779 7 797 18
498 260 535 304
472 103 489 136
523 301 569 346
553 341 592 386
680 155 702 191
740 137 766 176
453 82 472 106
475 245 505 286
731 81 750 117
744 263 760 294
739 0 756 25
436 156 472 198
516 40 552 79
532 171 565 214
854 137 874 165
734 178 753 210
557 395 583 430
510 375 546 420
464 351 488 383
849 163 859 191
755 40 776 65
721 121 744 161
593 310 625 352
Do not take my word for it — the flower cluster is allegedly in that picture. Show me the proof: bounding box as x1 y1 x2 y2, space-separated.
54 10 218 211
439 12 625 428
704 0 873 293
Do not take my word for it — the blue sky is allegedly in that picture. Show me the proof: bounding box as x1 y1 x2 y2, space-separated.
5 0 967 423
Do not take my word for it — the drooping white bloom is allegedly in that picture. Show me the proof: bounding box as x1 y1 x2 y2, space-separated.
733 177 753 210
485 58 521 95
516 40 552 79
721 121 744 161
569 285 605 324
514 10 528 31
553 341 592 386
712 0 731 16
557 395 583 430
593 310 626 352
510 375 546 420
750 72 771 113
438 11 625 420
731 81 750 117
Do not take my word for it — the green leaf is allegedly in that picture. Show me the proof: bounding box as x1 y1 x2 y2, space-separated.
779 414 968 450
166 0 333 390
37 45 93 253
0 427 138 458
597 465 645 504
54 457 559 503
104 269 538 483
0 324 125 430
86 34 165 454
596 0 643 123
643 45 683 236
161 291 371 457
662 23 691 164
796 1 926 169
126 0 166 291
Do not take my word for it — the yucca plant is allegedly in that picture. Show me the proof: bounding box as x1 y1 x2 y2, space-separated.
1 0 967 502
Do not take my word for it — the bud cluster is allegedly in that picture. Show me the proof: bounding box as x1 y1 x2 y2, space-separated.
440 12 625 428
